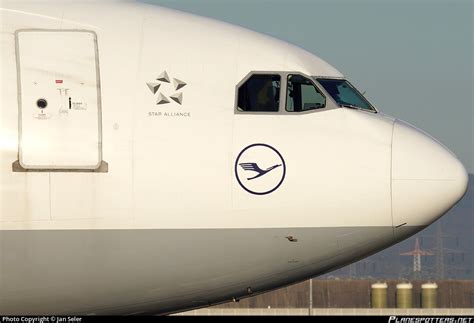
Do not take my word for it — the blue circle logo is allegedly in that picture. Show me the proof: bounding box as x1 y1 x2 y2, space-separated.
235 143 286 195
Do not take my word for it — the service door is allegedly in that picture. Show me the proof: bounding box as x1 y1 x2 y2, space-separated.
16 30 102 170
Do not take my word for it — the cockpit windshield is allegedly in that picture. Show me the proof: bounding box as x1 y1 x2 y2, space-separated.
316 78 376 112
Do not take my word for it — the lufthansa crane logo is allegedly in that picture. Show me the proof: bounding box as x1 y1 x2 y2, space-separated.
235 143 286 195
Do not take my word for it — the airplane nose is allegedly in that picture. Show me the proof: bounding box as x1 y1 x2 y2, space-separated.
391 120 468 228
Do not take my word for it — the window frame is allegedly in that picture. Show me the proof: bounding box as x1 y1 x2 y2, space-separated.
235 72 282 113
235 71 339 115
314 76 378 113
285 74 327 113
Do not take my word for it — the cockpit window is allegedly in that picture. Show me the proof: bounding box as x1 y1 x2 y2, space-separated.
237 74 280 112
286 74 326 112
317 78 375 112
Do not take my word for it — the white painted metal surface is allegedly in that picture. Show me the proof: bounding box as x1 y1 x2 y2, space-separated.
392 120 468 227
0 0 469 315
17 30 101 169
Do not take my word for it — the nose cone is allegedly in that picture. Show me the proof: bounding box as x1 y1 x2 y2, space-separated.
391 120 468 227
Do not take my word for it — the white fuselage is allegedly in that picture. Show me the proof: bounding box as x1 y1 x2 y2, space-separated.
0 1 468 315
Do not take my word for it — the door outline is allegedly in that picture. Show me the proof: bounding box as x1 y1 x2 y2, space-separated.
12 29 107 173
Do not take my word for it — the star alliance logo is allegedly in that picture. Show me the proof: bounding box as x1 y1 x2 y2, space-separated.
146 71 187 105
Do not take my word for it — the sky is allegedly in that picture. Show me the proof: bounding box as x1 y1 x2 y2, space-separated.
143 0 473 173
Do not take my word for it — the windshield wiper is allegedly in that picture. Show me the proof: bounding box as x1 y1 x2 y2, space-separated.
340 103 377 113
340 103 363 110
